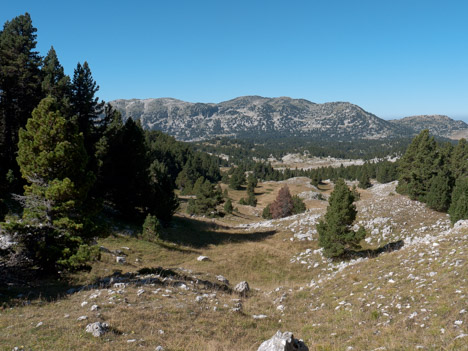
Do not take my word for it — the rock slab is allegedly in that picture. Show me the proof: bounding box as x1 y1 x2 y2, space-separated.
85 322 109 337
257 331 308 351
234 281 250 295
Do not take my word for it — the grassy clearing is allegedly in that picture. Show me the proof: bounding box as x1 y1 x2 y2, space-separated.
1 179 467 350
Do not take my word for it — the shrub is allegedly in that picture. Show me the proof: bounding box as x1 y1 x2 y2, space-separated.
292 195 306 214
224 199 233 214
141 214 161 242
262 204 272 219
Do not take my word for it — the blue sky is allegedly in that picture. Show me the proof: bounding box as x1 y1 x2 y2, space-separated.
2 0 468 121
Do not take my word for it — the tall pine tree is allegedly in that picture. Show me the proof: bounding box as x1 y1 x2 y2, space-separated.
41 46 71 104
5 96 96 271
0 13 43 188
70 61 104 156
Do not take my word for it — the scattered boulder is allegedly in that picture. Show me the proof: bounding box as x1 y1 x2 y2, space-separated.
216 275 229 284
85 322 109 337
257 331 308 351
197 255 209 261
234 281 250 296
231 299 243 312
253 314 268 320
116 256 126 264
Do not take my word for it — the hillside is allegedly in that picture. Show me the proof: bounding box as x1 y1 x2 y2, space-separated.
110 96 412 141
391 115 468 140
1 178 467 350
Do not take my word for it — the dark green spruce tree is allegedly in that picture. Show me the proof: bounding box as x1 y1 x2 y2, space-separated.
187 176 222 216
224 198 233 214
147 159 179 224
41 46 71 102
292 194 306 214
397 130 438 201
426 171 453 212
317 178 366 258
96 115 149 218
426 141 454 212
0 13 43 190
242 173 257 206
70 61 104 156
358 168 371 189
448 177 468 224
451 138 468 180
229 166 246 190
3 97 96 272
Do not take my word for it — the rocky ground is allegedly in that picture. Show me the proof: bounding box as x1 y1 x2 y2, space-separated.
0 180 466 350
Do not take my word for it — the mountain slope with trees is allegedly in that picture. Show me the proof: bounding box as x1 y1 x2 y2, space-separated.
110 96 413 141
390 114 468 139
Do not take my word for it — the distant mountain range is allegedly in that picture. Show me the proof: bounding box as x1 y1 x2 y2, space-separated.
110 96 468 141
390 115 468 140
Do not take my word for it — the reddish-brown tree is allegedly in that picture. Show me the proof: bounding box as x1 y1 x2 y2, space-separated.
270 185 294 219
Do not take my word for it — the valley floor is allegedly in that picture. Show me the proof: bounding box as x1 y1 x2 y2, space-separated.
1 180 467 351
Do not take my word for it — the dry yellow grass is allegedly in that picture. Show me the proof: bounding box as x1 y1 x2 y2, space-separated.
1 180 467 351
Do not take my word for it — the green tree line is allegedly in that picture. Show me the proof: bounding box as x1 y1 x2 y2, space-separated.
0 13 223 273
397 130 468 223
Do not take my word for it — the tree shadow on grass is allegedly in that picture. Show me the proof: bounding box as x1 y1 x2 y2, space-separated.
343 240 404 260
0 264 84 305
164 216 277 249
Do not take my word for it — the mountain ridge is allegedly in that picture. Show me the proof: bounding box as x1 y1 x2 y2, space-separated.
110 96 467 142
390 114 468 139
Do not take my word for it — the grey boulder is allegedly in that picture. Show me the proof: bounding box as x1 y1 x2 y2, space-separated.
85 322 109 337
234 281 250 296
257 331 308 351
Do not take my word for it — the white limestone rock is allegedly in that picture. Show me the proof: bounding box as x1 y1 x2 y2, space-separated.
116 256 126 264
234 281 250 296
257 330 309 351
85 322 109 337
216 275 229 284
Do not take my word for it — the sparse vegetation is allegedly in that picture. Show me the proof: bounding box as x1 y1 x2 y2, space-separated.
1 12 467 351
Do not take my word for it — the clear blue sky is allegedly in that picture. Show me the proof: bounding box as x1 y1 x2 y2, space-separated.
2 0 468 121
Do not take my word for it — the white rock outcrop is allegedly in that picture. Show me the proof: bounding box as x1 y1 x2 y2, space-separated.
257 331 308 351
85 322 109 337
234 281 250 296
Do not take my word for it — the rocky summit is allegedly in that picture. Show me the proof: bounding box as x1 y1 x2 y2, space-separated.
110 96 411 141
390 114 468 139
